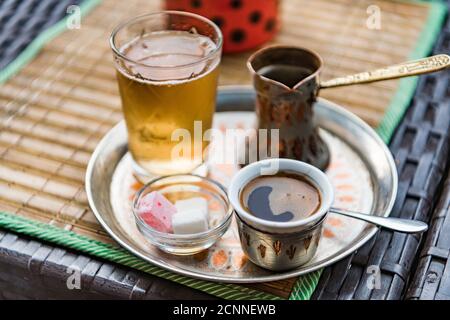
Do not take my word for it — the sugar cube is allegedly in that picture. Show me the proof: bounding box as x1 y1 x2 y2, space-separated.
172 197 209 234
175 197 208 219
137 191 177 233
172 210 209 234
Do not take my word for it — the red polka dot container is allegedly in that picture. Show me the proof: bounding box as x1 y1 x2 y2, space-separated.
165 0 280 53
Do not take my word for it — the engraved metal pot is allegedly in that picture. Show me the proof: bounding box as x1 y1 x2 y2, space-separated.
247 46 450 172
236 213 325 271
247 46 330 171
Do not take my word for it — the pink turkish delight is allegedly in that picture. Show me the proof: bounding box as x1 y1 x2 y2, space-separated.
137 191 176 233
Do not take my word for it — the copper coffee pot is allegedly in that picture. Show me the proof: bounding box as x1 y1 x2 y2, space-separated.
248 46 450 171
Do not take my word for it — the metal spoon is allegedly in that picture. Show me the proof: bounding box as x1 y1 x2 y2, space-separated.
330 208 428 234
320 54 450 89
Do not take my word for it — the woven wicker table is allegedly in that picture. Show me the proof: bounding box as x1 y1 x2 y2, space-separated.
0 0 449 300
313 1 450 299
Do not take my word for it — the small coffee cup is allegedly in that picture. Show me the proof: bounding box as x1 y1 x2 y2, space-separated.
228 158 334 271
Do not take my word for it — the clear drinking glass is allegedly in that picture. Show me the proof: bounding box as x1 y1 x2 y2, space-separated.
133 174 233 255
110 11 222 180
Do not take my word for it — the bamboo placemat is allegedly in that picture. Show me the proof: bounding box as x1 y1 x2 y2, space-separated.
0 0 445 299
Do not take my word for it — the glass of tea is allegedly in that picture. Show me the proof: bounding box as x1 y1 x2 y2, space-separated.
110 11 222 179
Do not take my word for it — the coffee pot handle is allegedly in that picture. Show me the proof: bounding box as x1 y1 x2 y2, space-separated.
320 54 450 89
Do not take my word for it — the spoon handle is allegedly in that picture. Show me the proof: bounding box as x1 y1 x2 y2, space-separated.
330 208 428 234
320 54 450 89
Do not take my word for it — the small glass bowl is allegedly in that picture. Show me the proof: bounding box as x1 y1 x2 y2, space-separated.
132 174 233 255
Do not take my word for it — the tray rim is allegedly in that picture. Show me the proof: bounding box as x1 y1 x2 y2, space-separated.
86 85 398 283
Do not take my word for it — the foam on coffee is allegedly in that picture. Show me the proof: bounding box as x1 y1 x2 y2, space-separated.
240 172 321 222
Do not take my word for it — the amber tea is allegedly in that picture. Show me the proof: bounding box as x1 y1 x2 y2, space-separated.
111 12 222 177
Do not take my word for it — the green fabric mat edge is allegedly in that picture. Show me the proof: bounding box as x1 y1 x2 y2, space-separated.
0 0 446 301
0 211 280 300
377 0 448 142
0 0 102 84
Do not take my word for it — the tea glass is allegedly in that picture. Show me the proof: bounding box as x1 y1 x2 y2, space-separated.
110 11 223 180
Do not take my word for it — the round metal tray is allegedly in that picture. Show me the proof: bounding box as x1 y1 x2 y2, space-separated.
86 86 397 283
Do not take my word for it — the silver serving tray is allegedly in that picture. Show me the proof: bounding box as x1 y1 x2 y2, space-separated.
86 86 397 283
